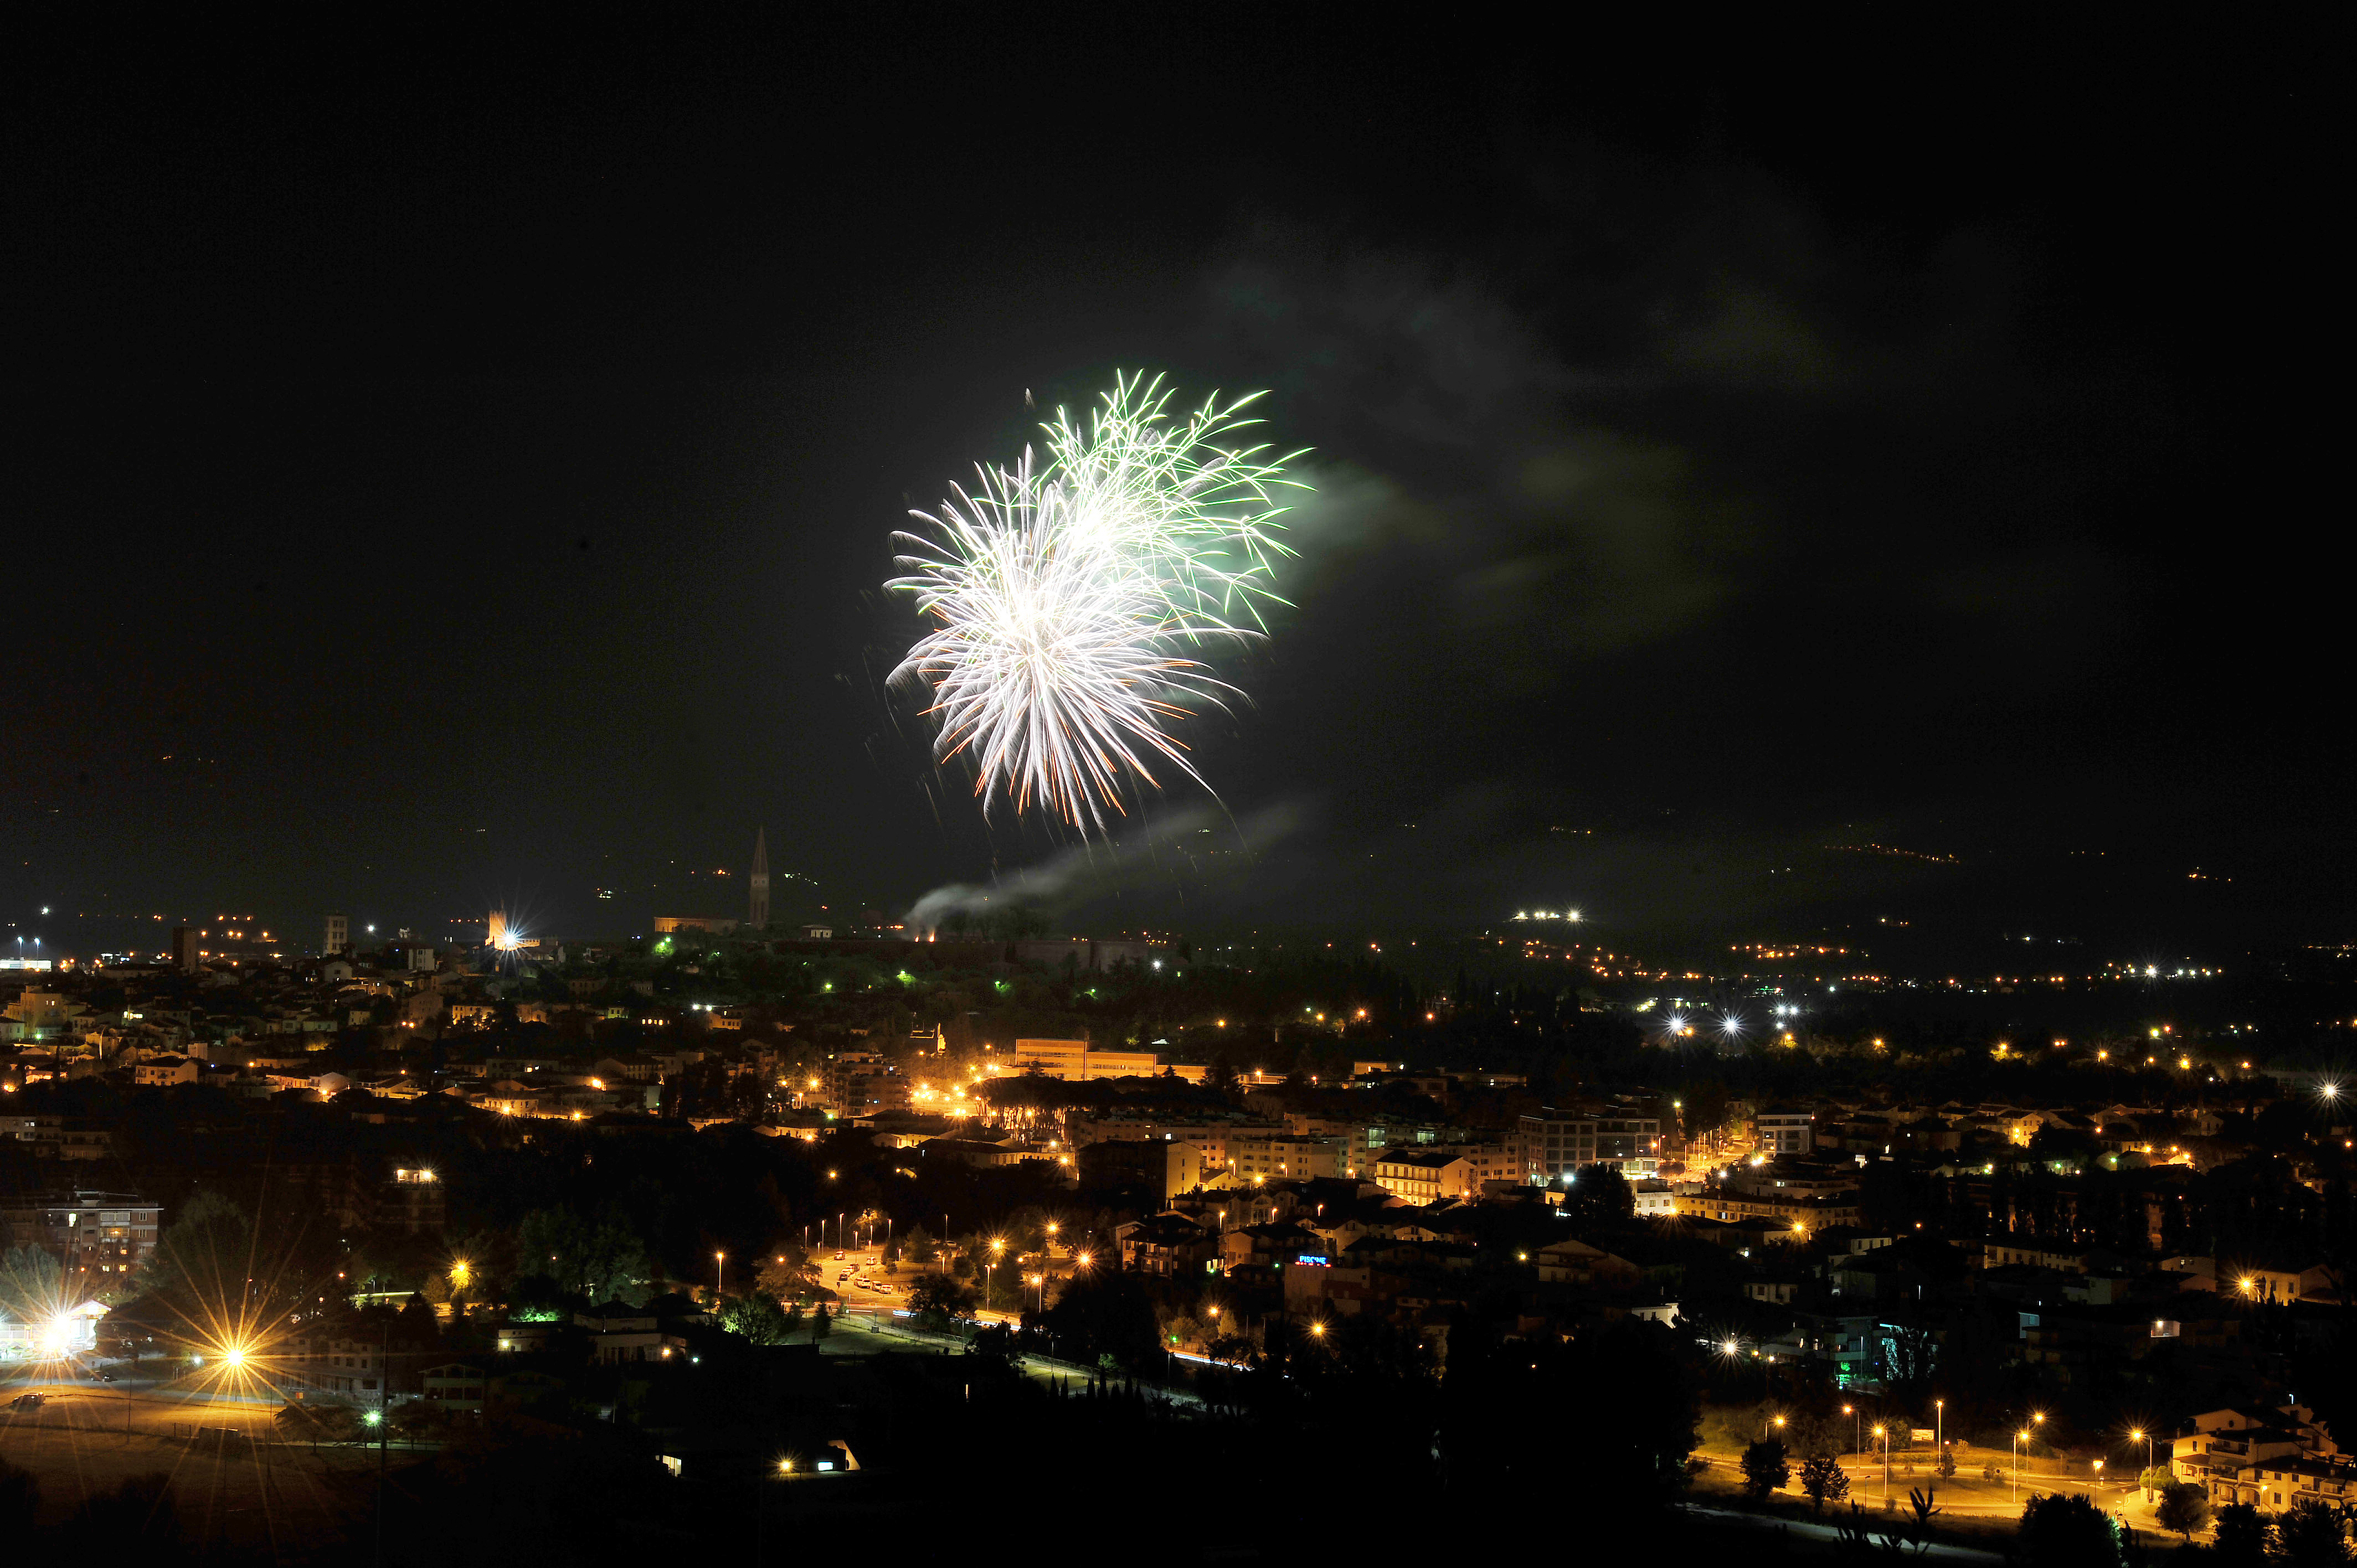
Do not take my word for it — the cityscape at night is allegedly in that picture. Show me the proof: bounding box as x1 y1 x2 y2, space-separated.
1 13 2339 1566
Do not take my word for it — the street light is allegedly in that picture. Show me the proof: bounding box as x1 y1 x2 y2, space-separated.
2132 1430 2154 1493
2015 1429 2031 1502
714 1251 725 1299
1875 1425 1888 1496
1936 1399 1943 1466
1844 1404 1857 1457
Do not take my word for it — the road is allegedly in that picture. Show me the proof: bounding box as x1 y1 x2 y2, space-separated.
808 1242 1048 1322
1697 1450 2169 1540
1682 1503 2005 1562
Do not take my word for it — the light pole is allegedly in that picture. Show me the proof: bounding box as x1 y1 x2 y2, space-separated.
714 1251 725 1300
2015 1428 2030 1502
1875 1425 1888 1497
2132 1429 2153 1493
1845 1403 1857 1457
1936 1399 1943 1468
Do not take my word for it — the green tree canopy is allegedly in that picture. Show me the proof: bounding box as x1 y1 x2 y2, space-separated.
717 1290 790 1345
1799 1452 1849 1513
517 1209 651 1306
2275 1495 2348 1567
2155 1481 2211 1543
0 1245 66 1323
1740 1437 1791 1501
2019 1492 2122 1568
2212 1501 2272 1567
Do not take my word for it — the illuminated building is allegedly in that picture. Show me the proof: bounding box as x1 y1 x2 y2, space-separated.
1007 1038 1160 1081
0 1189 162 1282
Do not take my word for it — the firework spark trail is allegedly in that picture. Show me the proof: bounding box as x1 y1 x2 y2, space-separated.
891 374 1304 832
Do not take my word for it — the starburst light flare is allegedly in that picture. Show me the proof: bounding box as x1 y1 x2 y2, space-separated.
890 374 1304 832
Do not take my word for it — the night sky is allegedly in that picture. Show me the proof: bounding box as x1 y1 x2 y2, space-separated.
4 16 2337 959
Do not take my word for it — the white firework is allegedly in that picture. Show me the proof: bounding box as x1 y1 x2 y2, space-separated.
890 375 1303 831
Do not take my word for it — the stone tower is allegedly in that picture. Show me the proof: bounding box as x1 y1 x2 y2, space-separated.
749 827 770 929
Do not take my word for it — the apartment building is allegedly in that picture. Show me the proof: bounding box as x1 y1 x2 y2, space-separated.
1517 1106 1665 1182
1756 1106 1815 1156
0 1190 163 1285
1226 1132 1351 1184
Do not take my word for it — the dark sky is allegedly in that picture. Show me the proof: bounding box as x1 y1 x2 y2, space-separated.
3 14 2339 960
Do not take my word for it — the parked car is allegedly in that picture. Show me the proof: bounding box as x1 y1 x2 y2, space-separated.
8 1394 44 1410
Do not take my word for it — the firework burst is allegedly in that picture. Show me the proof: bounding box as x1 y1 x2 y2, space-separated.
891 374 1304 831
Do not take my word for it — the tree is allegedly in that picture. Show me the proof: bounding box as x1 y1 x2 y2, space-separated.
2154 1481 2211 1542
2138 1465 2172 1499
2276 1495 2349 1567
0 1245 65 1323
809 1302 832 1341
2212 1501 2271 1567
1562 1163 1635 1226
906 1272 976 1330
717 1290 790 1345
1799 1453 1850 1514
2019 1492 2122 1568
1740 1437 1790 1502
1037 1269 1164 1372
516 1209 650 1305
135 1189 255 1318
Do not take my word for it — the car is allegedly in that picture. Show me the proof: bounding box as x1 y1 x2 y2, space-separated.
8 1394 44 1410
832 1251 845 1260
93 1373 116 1383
